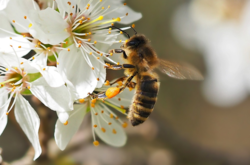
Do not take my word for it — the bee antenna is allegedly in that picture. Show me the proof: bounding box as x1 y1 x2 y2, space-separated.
111 26 130 38
131 25 137 35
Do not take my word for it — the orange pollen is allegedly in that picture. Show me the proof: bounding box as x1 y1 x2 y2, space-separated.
88 39 91 42
97 78 100 81
132 24 135 28
120 105 124 109
67 48 70 51
10 37 12 39
72 6 75 8
94 41 97 44
108 31 111 34
67 1 71 5
101 127 106 133
92 67 94 70
95 112 98 115
97 57 100 60
100 53 103 56
122 122 128 128
65 41 68 44
82 16 85 19
87 18 91 20
120 31 123 34
117 81 123 86
23 35 26 37
27 86 31 89
91 99 97 104
111 23 114 26
78 44 81 48
126 13 128 16
24 16 27 19
91 103 95 107
20 62 24 65
117 62 120 65
38 42 41 45
101 110 104 113
93 141 99 146
47 47 51 50
89 52 92 55
43 68 46 71
78 40 82 44
119 40 122 43
64 120 69 125
102 7 104 9
79 98 85 103
93 124 97 128
118 98 121 101
32 56 35 60
124 3 127 5
18 46 21 48
12 20 15 23
0 84 4 87
115 116 119 120
105 87 120 99
10 45 12 47
112 129 117 134
110 114 114 118
109 28 112 30
88 32 92 35
6 112 9 115
57 62 59 65
108 122 112 125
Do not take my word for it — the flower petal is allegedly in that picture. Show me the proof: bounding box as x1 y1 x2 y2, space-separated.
92 104 127 147
14 94 41 160
109 88 134 108
0 0 10 10
29 8 70 45
4 0 39 33
0 115 7 136
54 104 87 150
58 46 99 99
30 77 73 112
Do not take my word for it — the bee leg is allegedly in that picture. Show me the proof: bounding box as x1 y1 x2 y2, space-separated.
127 82 137 91
105 64 135 70
109 49 128 59
118 72 138 93
110 76 127 86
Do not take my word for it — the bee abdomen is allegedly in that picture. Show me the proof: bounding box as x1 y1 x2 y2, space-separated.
129 79 159 126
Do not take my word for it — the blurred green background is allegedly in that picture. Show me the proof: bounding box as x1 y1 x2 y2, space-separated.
2 0 250 165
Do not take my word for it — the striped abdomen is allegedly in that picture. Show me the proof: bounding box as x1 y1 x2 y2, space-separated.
129 75 160 126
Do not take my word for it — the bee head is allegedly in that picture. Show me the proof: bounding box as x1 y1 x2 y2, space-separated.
122 34 148 50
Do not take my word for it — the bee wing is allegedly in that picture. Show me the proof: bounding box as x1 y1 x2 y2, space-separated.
158 60 203 80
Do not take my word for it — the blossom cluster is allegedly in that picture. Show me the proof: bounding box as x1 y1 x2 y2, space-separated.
0 0 141 160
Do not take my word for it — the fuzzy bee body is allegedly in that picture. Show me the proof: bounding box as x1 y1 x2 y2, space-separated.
94 29 203 127
129 72 160 126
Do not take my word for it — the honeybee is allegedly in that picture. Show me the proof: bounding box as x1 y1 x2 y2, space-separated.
93 26 203 126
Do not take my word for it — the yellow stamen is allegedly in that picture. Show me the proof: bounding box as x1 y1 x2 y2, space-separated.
91 99 97 104
112 129 117 134
93 141 99 146
28 23 32 28
101 127 106 133
122 122 128 128
79 98 85 103
64 120 68 125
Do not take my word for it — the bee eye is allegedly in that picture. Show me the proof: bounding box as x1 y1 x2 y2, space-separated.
127 40 138 46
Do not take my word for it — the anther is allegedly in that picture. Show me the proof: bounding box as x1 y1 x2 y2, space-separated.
102 7 104 9
111 23 114 26
124 3 127 5
115 116 119 120
6 112 9 115
79 98 85 103
67 1 71 5
93 124 97 128
93 141 99 146
18 46 21 48
108 31 111 34
118 98 121 101
79 20 83 24
70 13 73 16
101 127 106 133
122 122 128 128
119 40 122 43
24 16 27 19
78 40 82 44
91 103 95 107
92 67 94 70
20 62 24 65
105 80 110 86
27 86 31 89
0 84 4 87
12 20 15 23
10 37 12 39
95 112 98 115
110 53 113 56
28 23 32 28
100 0 102 2
88 39 91 42
14 67 18 70
32 56 35 60
94 41 97 44
87 3 90 6
120 31 123 34
23 35 26 37
116 17 121 22
126 13 128 16
89 32 92 35
120 105 124 109
108 5 110 8
110 114 114 118
67 48 70 51
57 62 59 65
117 62 120 65
108 122 112 125
101 110 104 113
89 52 93 55
97 57 100 60
132 24 135 28
64 120 69 125
112 129 117 134
43 68 46 71
98 16 104 20
87 18 91 20
100 53 103 56
97 78 100 81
